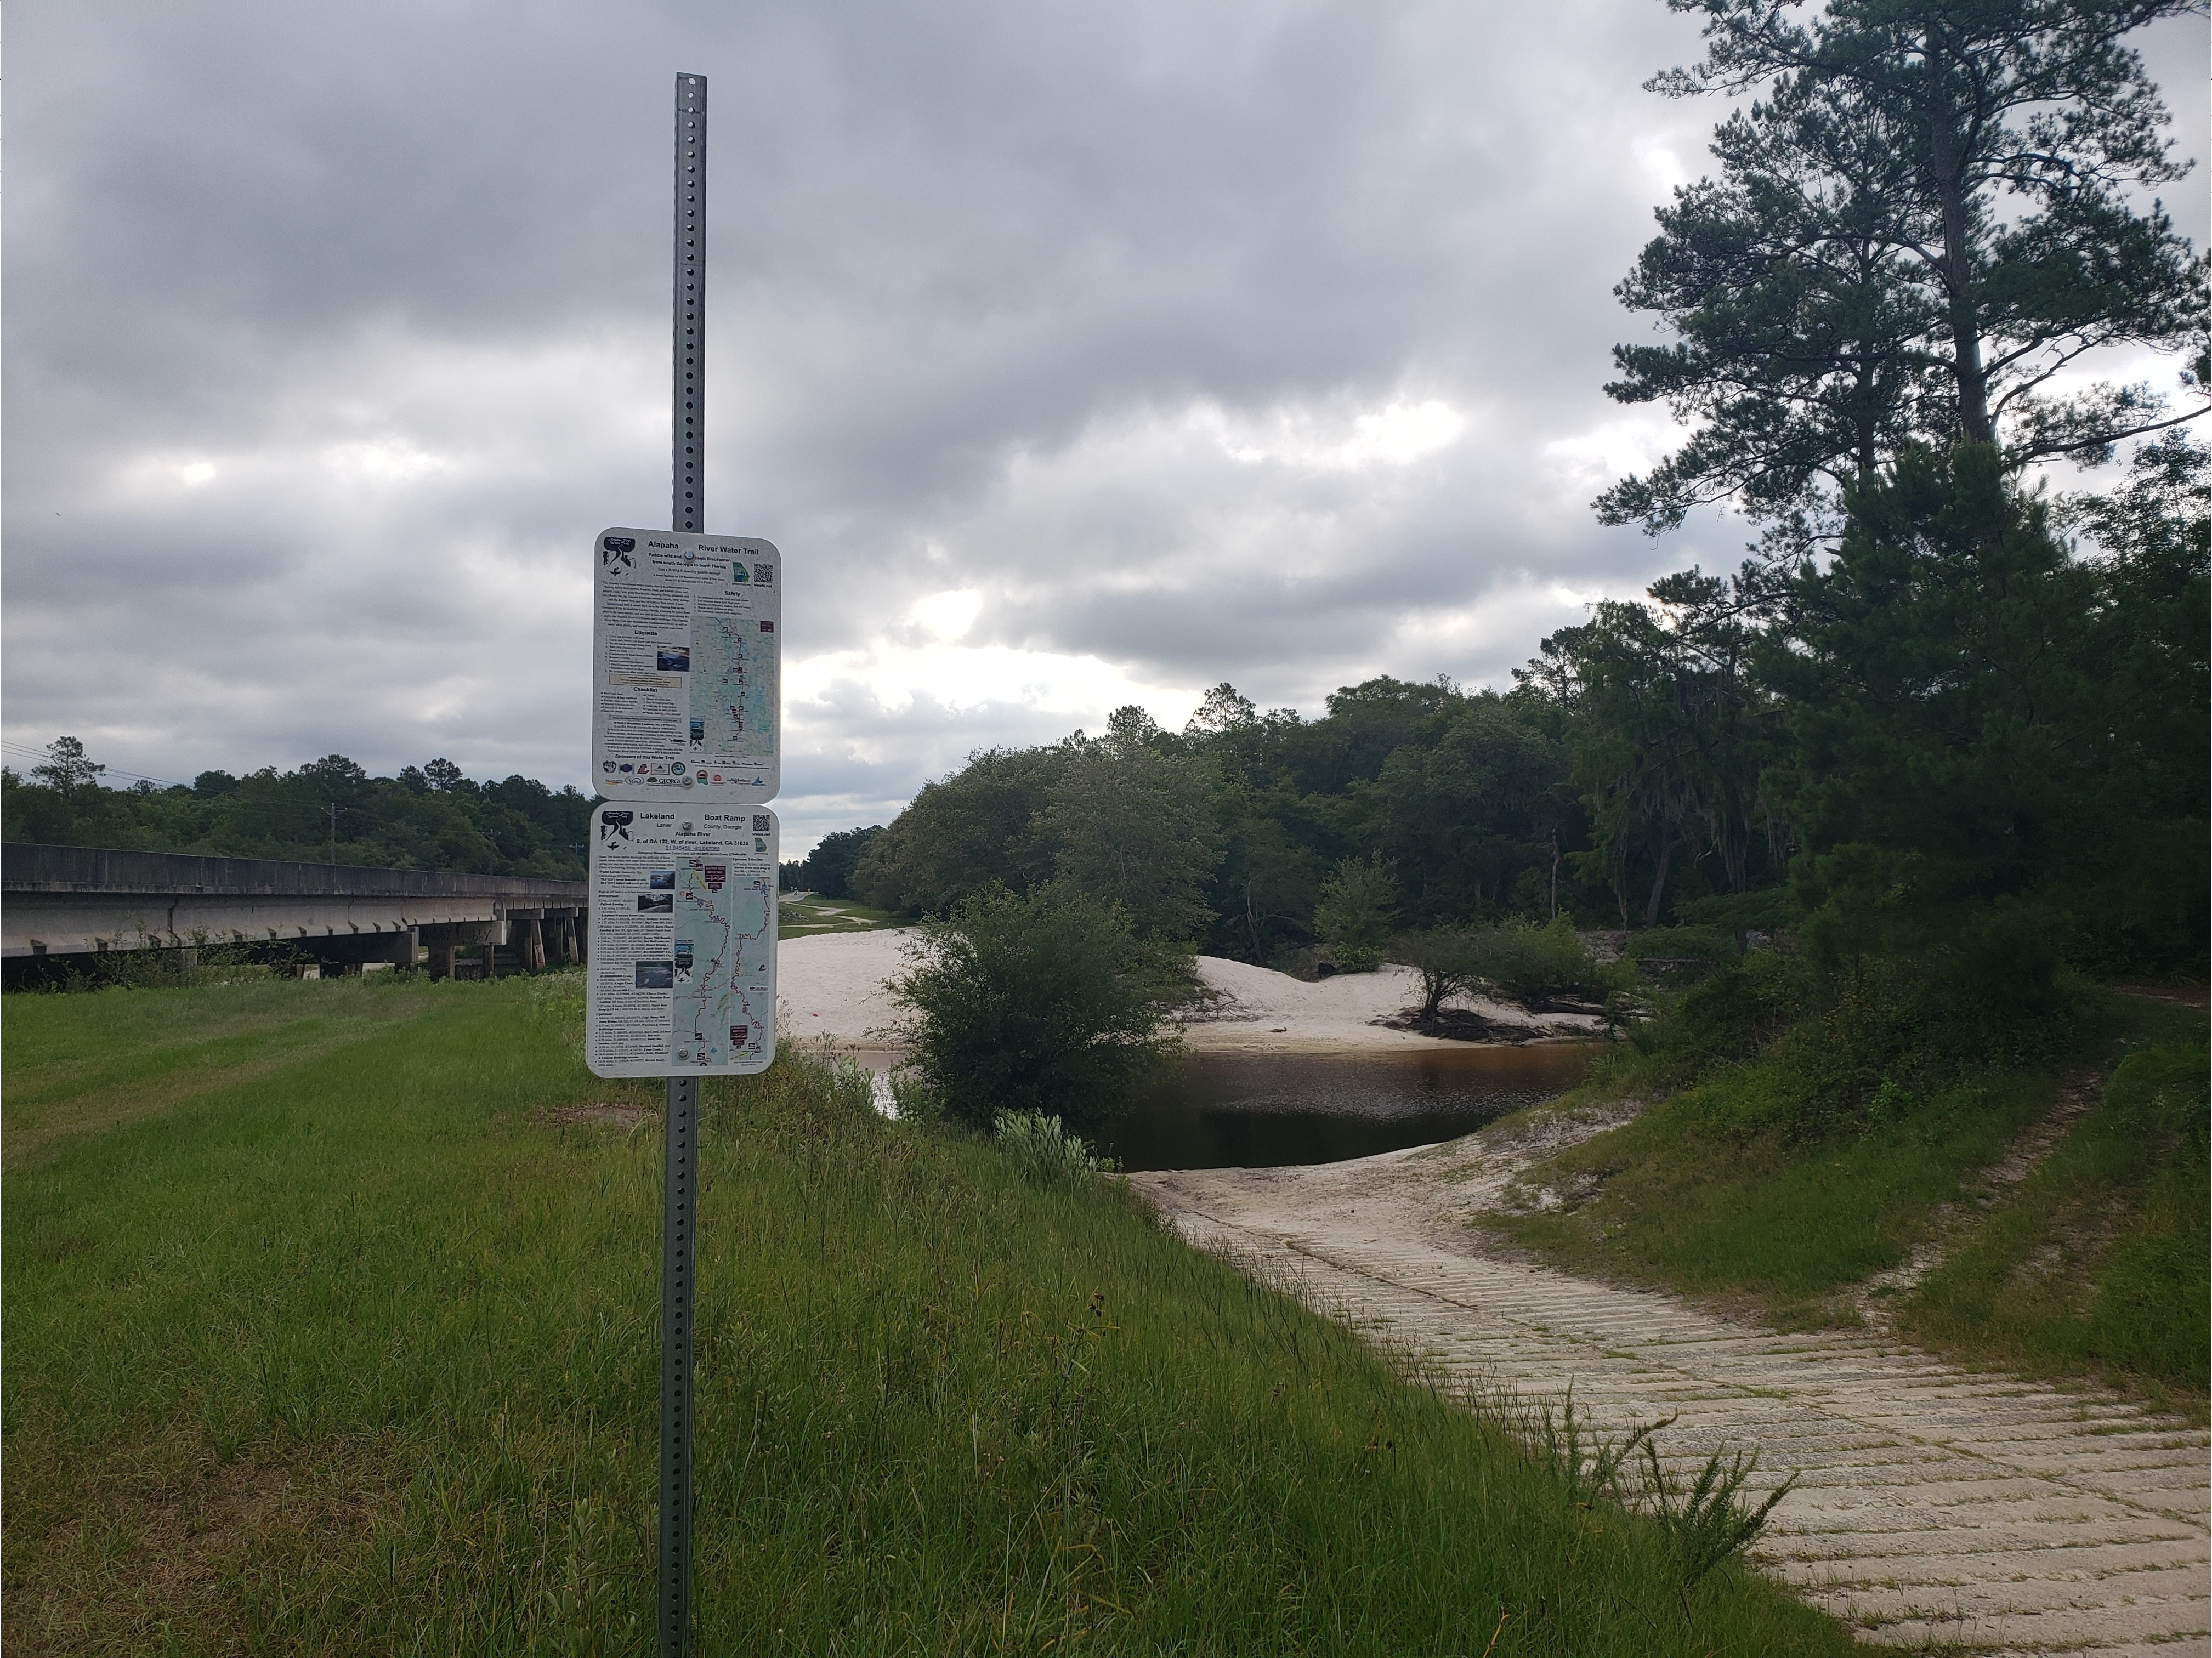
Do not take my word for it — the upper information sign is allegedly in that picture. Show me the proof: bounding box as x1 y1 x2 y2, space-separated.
593 526 780 803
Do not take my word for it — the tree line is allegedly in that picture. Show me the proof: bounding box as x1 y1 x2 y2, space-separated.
805 434 2204 981
1 745 594 881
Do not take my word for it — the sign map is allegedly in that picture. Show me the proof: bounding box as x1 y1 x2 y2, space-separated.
591 525 781 806
585 804 779 1078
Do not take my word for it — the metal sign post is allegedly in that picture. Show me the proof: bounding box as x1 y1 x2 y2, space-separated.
660 1068 696 1656
665 71 705 1658
584 72 784 1655
675 72 705 540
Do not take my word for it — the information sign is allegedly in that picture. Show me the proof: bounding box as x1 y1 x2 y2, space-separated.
593 526 781 804
585 803 779 1077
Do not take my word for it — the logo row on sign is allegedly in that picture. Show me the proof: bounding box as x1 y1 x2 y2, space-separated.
602 533 775 586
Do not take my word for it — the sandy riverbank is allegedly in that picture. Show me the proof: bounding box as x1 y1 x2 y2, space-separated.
774 928 1604 1057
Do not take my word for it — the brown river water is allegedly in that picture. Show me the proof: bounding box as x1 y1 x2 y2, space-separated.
1090 1042 1592 1172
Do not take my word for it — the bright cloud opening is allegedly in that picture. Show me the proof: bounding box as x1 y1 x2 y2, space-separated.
909 588 984 641
1210 398 1467 472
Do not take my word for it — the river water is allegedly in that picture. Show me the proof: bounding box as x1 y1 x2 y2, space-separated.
1089 1043 1591 1172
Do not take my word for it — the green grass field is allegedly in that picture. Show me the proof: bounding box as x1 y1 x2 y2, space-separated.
1488 993 2209 1406
2 973 1851 1655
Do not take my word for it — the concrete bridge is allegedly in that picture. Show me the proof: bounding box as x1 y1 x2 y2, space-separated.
1 843 588 978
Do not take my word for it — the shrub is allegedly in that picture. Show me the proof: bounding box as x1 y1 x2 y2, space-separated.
994 1109 1118 1185
1640 1441 1797 1591
891 882 1197 1129
1468 917 1626 999
1638 953 1811 1074
1399 917 1626 1017
1313 855 1398 970
886 1067 947 1126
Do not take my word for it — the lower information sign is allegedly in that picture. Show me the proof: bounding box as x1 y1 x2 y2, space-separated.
586 803 779 1077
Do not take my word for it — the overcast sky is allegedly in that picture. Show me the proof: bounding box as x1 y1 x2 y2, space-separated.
5 2 2204 853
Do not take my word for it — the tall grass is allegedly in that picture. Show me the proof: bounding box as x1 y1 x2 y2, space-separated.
3 974 1851 1655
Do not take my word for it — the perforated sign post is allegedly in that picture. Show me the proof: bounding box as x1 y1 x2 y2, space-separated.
582 71 781 1658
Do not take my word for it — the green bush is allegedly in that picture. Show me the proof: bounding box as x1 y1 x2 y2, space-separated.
891 882 1197 1129
1608 933 2098 1140
1470 918 1626 999
1395 919 1629 1023
1313 854 1398 970
886 1066 948 1126
1472 918 1625 999
1617 953 1812 1079
993 1108 1118 1184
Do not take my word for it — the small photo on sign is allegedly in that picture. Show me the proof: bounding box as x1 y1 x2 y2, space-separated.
634 961 675 990
648 870 676 890
657 645 690 672
689 717 705 746
673 940 694 981
638 892 673 914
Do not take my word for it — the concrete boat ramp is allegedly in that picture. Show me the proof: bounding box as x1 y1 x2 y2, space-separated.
1133 1133 2210 1655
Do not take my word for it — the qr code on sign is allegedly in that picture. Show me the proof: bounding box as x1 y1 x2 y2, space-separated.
751 563 774 584
752 814 771 832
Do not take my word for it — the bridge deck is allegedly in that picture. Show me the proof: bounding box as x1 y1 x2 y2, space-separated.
2 844 588 961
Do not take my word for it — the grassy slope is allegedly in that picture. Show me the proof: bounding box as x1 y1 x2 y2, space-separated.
1897 1032 2209 1405
2 975 1849 1657
1489 1064 2058 1320
1488 993 2208 1401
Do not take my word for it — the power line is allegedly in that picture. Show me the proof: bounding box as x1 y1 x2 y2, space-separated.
0 739 188 790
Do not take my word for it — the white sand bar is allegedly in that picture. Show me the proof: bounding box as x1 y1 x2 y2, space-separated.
775 928 1603 1055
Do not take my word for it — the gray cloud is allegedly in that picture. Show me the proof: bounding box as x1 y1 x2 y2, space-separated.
5 0 2204 853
